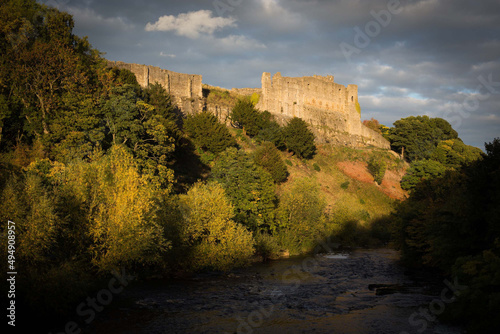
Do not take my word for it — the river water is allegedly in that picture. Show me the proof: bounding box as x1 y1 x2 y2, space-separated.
83 249 465 334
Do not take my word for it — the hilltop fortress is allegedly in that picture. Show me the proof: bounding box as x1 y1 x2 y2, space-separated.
107 61 389 149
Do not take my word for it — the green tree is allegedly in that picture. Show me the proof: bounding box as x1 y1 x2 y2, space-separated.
430 139 483 169
277 177 326 241
389 116 458 162
231 98 262 137
282 117 316 159
177 181 254 271
142 83 179 124
367 156 386 185
211 147 277 231
401 159 447 191
253 142 288 183
184 111 236 154
255 112 286 149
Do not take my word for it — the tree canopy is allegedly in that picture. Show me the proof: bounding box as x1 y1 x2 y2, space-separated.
283 117 316 159
389 116 458 162
183 111 236 154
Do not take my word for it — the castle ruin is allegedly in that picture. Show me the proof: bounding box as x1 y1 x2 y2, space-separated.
106 61 389 149
107 61 203 114
257 72 390 149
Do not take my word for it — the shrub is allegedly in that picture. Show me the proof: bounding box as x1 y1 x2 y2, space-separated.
340 181 350 189
313 163 321 172
285 159 293 166
250 93 260 106
367 156 386 185
177 182 254 271
253 232 281 261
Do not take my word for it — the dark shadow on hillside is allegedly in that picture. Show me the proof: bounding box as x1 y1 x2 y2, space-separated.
171 137 211 193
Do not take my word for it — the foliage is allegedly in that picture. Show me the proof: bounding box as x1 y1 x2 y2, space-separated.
231 98 262 137
184 111 236 154
0 172 59 265
253 142 289 183
394 138 500 332
211 147 277 231
205 86 238 107
253 232 281 261
367 156 386 184
430 138 483 169
250 92 260 106
400 159 447 191
282 117 316 159
177 182 254 271
313 163 321 172
53 146 171 272
340 181 350 189
362 118 382 134
285 159 293 166
255 114 286 149
388 116 458 162
277 177 326 241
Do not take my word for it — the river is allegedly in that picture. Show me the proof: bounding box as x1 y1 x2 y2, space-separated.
83 248 465 334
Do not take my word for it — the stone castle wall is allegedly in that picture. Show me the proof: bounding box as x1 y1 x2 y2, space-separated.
107 61 203 114
256 72 390 149
106 61 389 149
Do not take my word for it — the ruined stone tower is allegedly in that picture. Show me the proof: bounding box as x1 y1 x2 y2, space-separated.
257 72 389 149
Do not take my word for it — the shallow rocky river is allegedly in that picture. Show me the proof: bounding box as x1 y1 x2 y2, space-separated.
83 248 465 334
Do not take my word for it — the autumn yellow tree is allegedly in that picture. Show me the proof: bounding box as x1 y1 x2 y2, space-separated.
178 182 254 271
52 146 171 272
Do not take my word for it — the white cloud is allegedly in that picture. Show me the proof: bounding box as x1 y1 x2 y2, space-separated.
216 35 266 50
160 52 176 58
145 10 236 39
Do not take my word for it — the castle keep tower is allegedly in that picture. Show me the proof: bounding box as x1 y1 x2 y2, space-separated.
256 72 389 149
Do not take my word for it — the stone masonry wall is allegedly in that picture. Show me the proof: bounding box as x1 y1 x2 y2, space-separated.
107 61 203 115
256 72 390 149
106 61 389 149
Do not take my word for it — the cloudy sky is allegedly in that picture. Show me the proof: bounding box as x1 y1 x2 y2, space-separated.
40 0 499 149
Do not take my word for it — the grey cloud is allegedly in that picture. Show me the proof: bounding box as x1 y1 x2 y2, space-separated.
44 0 500 149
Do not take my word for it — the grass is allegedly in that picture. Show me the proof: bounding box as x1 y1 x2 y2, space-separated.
277 144 399 227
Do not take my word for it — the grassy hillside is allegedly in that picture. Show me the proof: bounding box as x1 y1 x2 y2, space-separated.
230 127 408 251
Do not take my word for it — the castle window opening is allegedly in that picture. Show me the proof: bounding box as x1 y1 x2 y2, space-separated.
351 96 354 102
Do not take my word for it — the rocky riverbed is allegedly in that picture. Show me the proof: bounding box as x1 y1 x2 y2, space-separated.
83 249 465 334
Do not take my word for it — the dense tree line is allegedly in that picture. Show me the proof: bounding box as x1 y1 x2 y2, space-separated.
393 138 500 333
